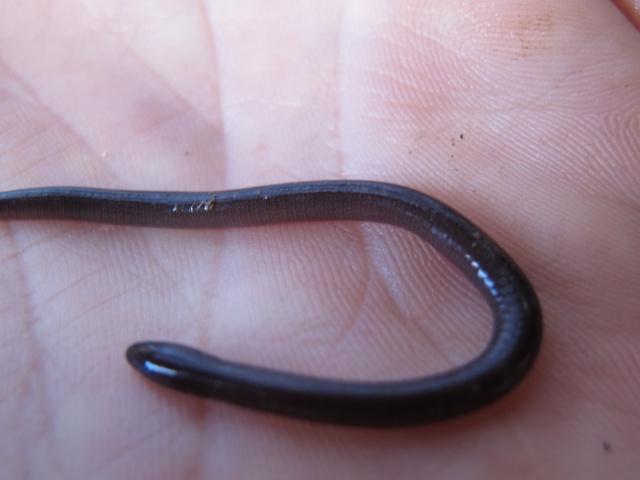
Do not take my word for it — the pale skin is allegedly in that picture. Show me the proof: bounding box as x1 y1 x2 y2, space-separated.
1 1 639 479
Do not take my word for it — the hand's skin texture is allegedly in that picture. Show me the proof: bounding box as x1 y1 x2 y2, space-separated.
0 1 638 479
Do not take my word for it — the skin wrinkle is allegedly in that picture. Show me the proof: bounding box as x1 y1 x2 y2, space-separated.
180 234 224 345
129 232 186 303
316 229 368 350
82 1 223 128
136 243 212 344
114 228 223 348
0 224 31 479
337 226 397 351
94 398 186 477
365 223 491 368
1 120 60 161
0 63 99 174
330 276 369 362
354 229 460 376
259 226 371 374
358 227 443 370
289 234 359 345
20 292 55 480
9 10 220 189
0 85 106 187
240 224 368 376
333 241 372 353
0 66 37 110
505 418 540 471
34 262 110 309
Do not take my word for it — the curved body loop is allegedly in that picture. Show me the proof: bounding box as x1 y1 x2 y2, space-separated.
0 181 542 427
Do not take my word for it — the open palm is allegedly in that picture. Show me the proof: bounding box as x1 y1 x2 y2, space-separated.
1 2 639 479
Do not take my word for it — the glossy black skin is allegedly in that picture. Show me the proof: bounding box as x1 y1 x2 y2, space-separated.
0 181 542 427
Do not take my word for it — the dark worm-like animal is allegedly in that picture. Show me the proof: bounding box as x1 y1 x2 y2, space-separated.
0 181 542 427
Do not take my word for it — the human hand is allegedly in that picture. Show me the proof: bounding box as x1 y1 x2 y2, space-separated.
1 1 638 479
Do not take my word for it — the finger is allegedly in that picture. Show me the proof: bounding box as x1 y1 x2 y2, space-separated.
611 0 640 29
